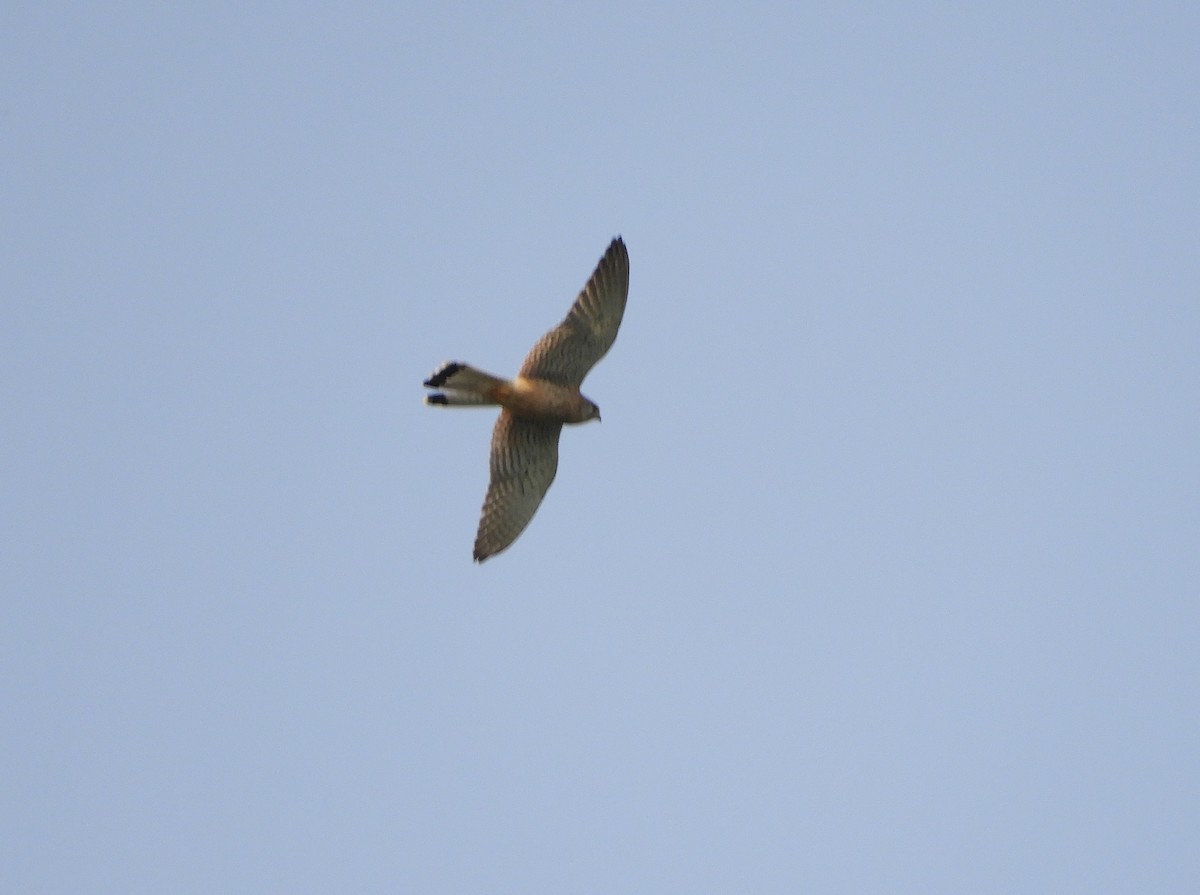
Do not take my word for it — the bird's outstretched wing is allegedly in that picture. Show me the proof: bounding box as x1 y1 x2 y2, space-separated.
473 411 564 562
517 237 630 387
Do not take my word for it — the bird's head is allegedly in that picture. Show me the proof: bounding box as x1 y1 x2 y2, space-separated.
580 396 601 423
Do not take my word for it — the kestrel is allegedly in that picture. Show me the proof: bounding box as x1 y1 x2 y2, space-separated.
424 237 630 562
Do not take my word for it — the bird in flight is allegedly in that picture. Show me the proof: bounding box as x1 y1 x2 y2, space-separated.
424 237 630 562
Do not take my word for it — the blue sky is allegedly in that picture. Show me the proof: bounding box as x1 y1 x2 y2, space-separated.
3 3 1197 892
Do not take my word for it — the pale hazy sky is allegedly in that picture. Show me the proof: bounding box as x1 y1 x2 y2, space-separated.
3 3 1197 892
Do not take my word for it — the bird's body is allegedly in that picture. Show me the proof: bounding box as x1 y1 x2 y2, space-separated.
423 237 630 562
427 366 596 423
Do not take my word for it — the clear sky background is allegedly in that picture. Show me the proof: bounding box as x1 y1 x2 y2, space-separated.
3 3 1197 892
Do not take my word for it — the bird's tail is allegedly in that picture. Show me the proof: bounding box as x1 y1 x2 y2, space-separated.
423 361 507 407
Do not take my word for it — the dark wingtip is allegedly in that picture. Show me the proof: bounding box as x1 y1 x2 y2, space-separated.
426 393 449 405
601 236 629 274
473 538 495 562
424 361 463 389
